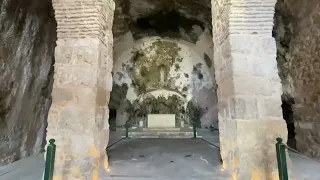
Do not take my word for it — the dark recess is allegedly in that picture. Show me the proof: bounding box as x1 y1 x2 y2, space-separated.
132 10 205 41
204 53 212 68
109 109 117 131
281 98 296 149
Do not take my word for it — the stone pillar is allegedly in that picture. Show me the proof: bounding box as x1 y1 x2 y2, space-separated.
212 0 289 179
46 0 115 179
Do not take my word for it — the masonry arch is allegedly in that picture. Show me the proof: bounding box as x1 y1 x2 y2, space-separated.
5 0 320 179
46 0 287 179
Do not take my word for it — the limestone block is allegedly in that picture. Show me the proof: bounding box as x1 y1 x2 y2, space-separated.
72 46 99 66
237 119 290 179
96 87 109 107
55 45 72 64
251 57 279 77
52 87 74 106
49 130 110 180
59 104 96 133
216 78 234 100
229 97 246 119
229 96 259 119
72 66 99 86
221 119 290 179
75 87 96 108
259 97 283 118
230 36 279 79
231 52 250 75
53 65 99 86
219 119 237 169
217 99 230 119
232 76 282 96
148 114 176 128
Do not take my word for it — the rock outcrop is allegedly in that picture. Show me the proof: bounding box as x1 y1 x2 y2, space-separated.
0 0 56 165
274 0 320 160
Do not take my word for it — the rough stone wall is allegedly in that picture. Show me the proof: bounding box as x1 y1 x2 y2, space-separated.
113 0 212 41
273 0 295 99
274 0 320 160
0 0 56 165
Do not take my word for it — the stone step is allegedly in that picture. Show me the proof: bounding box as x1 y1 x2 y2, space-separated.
142 128 180 131
126 131 199 139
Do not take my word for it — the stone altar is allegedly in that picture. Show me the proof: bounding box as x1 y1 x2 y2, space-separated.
147 114 175 128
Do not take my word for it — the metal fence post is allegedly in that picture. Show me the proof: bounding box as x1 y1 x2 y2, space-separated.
124 122 129 139
276 137 289 180
44 139 56 180
193 122 197 138
125 125 129 139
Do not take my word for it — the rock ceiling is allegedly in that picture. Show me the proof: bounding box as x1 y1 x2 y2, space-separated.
113 0 212 40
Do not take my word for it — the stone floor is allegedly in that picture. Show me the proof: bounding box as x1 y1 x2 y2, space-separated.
1 129 320 180
104 138 229 180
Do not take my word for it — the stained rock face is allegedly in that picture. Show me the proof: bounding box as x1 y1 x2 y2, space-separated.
113 0 212 41
0 0 56 165
274 0 320 160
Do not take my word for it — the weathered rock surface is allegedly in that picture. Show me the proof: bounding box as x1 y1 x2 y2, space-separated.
0 0 56 165
274 0 320 160
113 0 212 42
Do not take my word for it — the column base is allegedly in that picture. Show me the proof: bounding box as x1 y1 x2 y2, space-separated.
220 119 292 180
46 129 110 180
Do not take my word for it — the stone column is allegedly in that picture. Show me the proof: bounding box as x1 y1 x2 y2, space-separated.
46 0 114 179
212 0 289 179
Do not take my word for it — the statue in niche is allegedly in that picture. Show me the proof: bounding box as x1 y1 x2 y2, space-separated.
159 65 167 86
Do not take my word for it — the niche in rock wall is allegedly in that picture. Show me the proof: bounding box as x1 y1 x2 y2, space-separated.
158 65 168 85
130 40 183 95
111 37 218 127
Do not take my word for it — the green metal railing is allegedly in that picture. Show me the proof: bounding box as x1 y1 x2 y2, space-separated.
192 122 197 138
106 122 130 150
44 139 56 180
124 121 130 139
125 125 129 139
276 137 289 180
